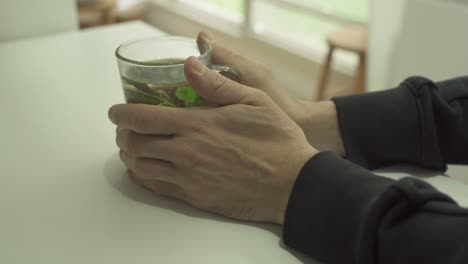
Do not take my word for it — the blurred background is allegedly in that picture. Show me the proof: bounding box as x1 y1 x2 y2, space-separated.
1 0 467 100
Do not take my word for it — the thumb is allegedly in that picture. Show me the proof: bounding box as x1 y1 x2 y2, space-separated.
197 30 269 87
184 56 258 106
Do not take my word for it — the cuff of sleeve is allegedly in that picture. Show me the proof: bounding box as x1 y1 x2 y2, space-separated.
282 152 394 264
331 76 445 170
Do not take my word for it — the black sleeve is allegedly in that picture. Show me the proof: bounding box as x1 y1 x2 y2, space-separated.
283 152 468 264
282 76 468 263
331 76 468 170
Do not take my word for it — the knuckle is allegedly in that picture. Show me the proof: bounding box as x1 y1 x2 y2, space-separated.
252 89 267 97
213 72 230 90
249 89 267 102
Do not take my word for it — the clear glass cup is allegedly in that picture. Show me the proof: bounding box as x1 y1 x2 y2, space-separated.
115 36 239 107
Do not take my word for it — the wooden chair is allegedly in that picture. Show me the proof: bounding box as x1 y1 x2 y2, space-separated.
78 0 148 29
114 0 148 22
78 0 117 28
316 25 368 100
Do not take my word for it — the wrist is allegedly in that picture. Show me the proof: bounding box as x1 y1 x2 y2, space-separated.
296 100 345 156
275 146 319 225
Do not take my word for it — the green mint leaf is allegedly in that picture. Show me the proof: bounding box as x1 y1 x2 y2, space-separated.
175 86 197 101
189 96 206 107
175 86 205 107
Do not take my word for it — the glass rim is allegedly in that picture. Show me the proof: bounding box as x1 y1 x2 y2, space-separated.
115 35 211 67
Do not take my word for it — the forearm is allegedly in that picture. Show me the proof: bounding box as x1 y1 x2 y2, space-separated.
297 100 345 156
283 152 468 264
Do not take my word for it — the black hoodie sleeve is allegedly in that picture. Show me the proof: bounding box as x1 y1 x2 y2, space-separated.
282 76 468 264
332 76 468 170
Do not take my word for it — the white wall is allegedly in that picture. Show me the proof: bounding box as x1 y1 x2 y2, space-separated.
144 2 353 100
0 0 78 42
367 0 406 90
368 0 468 90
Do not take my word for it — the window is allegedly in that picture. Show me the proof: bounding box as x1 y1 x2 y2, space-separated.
250 0 368 52
177 0 244 23
252 1 340 44
285 0 369 22
190 0 244 16
164 0 369 64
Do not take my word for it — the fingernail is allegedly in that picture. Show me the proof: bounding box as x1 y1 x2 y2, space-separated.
108 106 115 121
191 57 205 74
201 30 214 43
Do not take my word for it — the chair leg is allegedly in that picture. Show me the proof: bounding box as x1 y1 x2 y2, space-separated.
316 45 334 101
354 52 366 94
103 8 116 24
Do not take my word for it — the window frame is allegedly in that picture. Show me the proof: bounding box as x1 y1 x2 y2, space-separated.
246 0 367 28
172 0 367 34
152 0 368 73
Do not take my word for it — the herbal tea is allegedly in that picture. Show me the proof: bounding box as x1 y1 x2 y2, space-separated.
120 58 205 107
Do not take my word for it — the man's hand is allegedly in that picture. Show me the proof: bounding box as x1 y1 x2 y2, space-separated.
109 57 317 224
198 30 344 155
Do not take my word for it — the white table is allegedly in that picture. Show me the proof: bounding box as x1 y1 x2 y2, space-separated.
1 21 467 264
